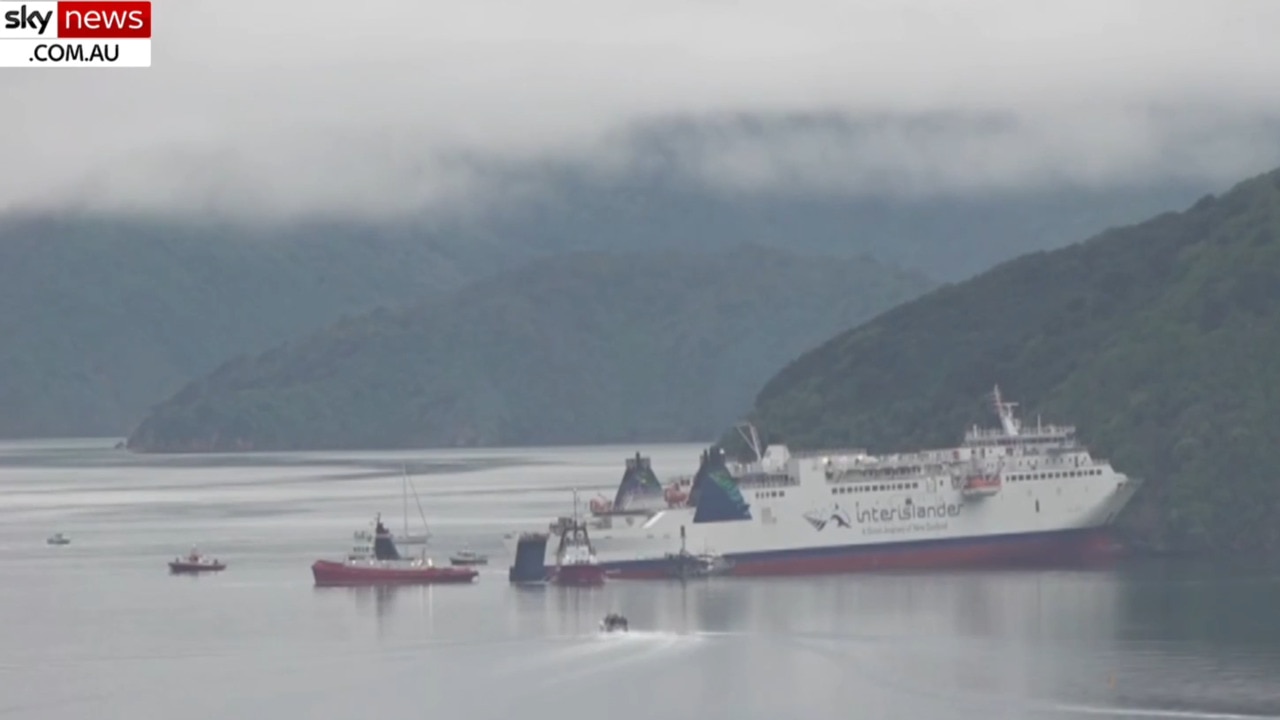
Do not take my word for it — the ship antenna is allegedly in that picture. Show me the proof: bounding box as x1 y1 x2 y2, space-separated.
992 384 1020 436
734 421 764 465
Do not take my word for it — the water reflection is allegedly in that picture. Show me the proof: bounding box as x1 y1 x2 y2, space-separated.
4 441 1280 720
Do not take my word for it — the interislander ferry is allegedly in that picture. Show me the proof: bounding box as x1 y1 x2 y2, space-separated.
505 386 1142 578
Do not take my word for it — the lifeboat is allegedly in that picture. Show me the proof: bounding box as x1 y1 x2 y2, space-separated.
588 496 613 515
311 514 478 587
961 474 1002 498
664 484 688 507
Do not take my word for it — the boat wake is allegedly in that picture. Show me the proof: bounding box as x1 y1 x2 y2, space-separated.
489 628 711 686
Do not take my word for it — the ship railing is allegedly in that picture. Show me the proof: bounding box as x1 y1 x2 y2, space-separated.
826 463 950 482
738 473 800 488
964 425 1077 441
790 449 870 460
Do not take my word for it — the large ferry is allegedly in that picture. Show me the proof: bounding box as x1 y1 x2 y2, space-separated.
506 386 1142 578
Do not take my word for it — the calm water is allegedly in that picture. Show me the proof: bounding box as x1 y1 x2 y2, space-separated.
1 439 1278 720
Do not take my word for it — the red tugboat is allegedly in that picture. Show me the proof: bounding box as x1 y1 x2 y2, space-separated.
311 514 478 587
169 547 227 574
551 493 607 586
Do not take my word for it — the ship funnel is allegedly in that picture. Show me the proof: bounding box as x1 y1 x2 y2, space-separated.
614 452 663 510
372 514 402 560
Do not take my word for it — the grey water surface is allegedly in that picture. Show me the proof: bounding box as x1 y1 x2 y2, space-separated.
1 439 1278 720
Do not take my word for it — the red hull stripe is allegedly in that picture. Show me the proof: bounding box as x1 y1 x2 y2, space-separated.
589 528 1122 580
311 560 478 586
553 564 608 586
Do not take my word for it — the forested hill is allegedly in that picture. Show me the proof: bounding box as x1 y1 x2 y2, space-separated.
743 168 1280 555
0 216 498 438
125 247 932 452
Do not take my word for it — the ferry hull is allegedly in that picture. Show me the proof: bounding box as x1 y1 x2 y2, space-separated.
591 528 1121 580
311 560 478 587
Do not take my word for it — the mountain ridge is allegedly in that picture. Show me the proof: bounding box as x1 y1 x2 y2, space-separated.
125 246 934 452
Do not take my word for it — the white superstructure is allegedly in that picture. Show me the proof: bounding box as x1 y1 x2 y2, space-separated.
507 386 1143 577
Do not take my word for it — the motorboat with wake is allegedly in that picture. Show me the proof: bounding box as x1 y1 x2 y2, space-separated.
600 613 629 632
311 514 478 586
169 547 226 574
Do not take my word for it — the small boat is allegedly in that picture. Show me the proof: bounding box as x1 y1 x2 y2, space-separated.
449 549 489 566
662 526 732 579
551 492 606 587
311 513 478 587
46 533 70 546
600 613 629 632
169 547 226 574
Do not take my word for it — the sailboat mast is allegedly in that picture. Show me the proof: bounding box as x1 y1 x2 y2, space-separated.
402 464 409 535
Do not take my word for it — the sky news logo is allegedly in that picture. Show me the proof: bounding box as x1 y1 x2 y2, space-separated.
0 1 150 67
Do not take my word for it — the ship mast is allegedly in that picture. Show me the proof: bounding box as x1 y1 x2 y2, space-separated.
992 385 1021 436
734 422 765 466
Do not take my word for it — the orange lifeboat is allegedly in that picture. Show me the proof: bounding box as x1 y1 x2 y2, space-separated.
961 474 1002 498
664 483 688 507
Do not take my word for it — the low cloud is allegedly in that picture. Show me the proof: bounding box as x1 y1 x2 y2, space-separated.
3 0 1280 218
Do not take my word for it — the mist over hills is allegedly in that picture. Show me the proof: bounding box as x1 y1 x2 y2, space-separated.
0 115 1226 439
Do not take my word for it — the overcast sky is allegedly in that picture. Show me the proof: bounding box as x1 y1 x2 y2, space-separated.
4 0 1280 218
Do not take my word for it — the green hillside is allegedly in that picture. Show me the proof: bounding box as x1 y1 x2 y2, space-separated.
0 216 495 437
743 169 1280 555
125 247 932 452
